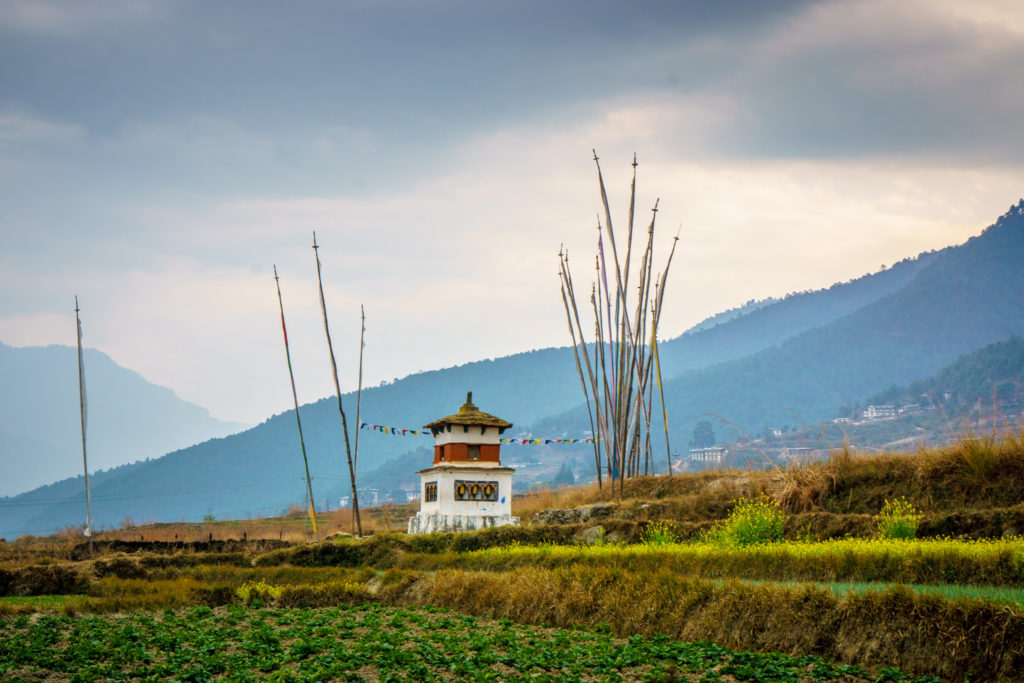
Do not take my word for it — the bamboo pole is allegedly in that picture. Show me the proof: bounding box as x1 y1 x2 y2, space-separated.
311 233 362 537
557 153 680 488
592 285 615 479
273 265 318 537
651 292 672 476
560 250 606 487
354 305 365 470
559 275 601 489
353 304 366 533
653 230 681 475
74 297 93 555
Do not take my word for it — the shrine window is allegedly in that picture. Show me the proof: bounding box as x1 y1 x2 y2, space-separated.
454 480 498 502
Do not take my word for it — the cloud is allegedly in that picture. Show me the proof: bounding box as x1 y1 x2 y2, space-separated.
0 112 82 144
708 0 1024 160
1 1 1023 424
0 0 161 35
6 99 1014 424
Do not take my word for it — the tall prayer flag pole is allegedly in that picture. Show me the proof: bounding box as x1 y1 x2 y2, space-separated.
74 297 93 555
311 232 362 537
354 305 366 473
353 304 367 534
273 265 318 536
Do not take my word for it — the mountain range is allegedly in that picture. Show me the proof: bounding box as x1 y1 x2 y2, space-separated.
0 342 247 498
1 198 1022 538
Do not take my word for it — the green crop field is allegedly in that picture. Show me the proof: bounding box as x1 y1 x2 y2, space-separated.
0 604 942 683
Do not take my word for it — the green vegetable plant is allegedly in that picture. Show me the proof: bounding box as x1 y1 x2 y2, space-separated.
235 580 283 606
702 494 787 547
0 603 939 682
875 497 922 540
642 521 679 546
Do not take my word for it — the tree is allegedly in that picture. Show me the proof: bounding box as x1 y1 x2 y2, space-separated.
552 462 575 488
690 421 716 449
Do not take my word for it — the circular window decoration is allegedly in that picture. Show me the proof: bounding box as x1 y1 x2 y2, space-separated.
471 484 480 496
483 484 494 497
457 484 466 497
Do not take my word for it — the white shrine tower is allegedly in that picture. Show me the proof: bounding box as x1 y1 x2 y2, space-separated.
407 392 519 534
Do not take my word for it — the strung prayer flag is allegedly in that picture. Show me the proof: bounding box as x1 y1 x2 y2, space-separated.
355 421 598 443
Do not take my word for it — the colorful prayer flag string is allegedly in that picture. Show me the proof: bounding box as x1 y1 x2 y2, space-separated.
357 422 598 444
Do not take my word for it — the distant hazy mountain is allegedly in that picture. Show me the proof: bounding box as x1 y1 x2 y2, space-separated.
3 199 1022 538
0 342 247 497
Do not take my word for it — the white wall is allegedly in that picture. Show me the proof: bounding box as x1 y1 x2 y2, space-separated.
418 466 513 518
432 424 502 446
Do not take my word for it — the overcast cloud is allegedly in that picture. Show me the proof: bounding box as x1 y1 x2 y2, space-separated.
1 0 1023 424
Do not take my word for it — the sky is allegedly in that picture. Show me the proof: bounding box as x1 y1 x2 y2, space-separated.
2 0 1023 425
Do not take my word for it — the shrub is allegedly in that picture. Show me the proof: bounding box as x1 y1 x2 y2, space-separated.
4 565 88 596
876 497 922 540
701 494 787 547
235 579 283 606
94 558 147 579
641 521 679 546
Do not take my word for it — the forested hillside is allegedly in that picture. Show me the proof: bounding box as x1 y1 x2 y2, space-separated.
668 202 1024 435
867 336 1024 408
655 249 939 376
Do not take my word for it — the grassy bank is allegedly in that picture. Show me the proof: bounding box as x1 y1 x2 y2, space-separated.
514 431 1024 526
251 533 1024 588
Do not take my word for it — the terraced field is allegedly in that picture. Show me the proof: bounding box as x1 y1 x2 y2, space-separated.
0 604 941 682
3 438 1024 681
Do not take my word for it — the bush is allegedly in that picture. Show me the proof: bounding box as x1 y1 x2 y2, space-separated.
641 521 679 546
701 495 787 547
235 580 283 606
94 558 148 579
3 565 88 597
876 497 922 540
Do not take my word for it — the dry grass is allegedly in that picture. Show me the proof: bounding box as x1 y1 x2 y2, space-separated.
77 501 420 545
514 430 1024 526
512 482 605 520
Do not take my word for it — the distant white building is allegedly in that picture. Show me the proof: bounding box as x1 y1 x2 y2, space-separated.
339 489 380 508
863 405 896 419
407 392 519 534
781 446 814 460
689 446 728 464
